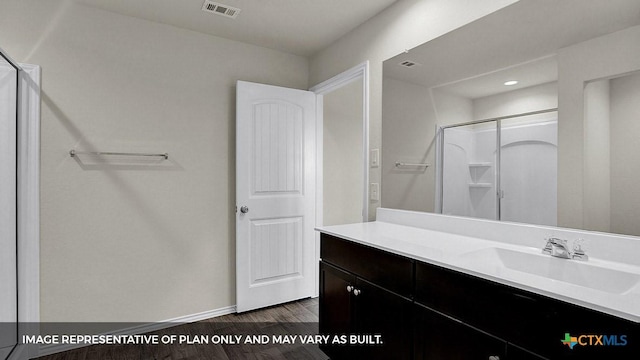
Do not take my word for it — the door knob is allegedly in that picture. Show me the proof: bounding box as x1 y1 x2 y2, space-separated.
240 206 249 214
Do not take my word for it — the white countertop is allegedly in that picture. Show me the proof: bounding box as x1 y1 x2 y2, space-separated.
316 220 640 323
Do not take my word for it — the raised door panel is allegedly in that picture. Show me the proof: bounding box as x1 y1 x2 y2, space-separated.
252 101 303 195
250 217 303 284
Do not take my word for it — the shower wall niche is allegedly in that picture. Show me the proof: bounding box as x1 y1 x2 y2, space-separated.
440 113 557 226
441 122 497 220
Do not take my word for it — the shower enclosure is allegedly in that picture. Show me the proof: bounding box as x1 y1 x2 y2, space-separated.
437 109 558 226
0 49 18 360
0 46 39 360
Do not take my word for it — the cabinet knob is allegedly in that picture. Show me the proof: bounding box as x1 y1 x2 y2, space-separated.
346 285 353 293
353 289 361 296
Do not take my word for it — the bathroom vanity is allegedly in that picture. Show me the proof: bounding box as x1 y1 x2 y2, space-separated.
317 209 640 360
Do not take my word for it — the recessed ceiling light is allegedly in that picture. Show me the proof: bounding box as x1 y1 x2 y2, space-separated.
504 80 519 86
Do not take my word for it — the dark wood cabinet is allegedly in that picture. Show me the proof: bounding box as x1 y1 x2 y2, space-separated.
319 233 639 360
414 303 506 360
320 234 413 297
319 262 354 360
415 260 639 360
319 235 413 360
507 345 549 360
353 277 413 360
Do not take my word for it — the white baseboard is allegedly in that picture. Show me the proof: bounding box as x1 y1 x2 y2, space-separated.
36 305 237 358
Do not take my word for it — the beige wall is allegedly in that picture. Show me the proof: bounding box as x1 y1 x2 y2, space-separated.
576 71 640 237
381 23 640 233
310 0 520 220
557 24 640 230
0 0 521 323
382 79 557 213
381 77 435 212
433 90 474 127
583 79 611 233
0 0 308 322
610 72 640 236
473 82 558 120
323 79 364 225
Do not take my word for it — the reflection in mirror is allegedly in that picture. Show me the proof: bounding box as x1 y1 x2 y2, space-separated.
438 111 557 227
583 70 640 237
499 113 557 226
382 0 640 237
441 120 499 221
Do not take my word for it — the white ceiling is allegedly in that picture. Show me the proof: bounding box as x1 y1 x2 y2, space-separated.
76 0 398 57
384 0 640 96
434 56 558 99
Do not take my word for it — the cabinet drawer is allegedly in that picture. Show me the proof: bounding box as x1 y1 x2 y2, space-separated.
320 234 414 298
415 260 525 338
414 303 506 360
416 260 640 359
416 260 559 354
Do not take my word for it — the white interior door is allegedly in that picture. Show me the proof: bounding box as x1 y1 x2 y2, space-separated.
0 60 18 358
236 81 316 313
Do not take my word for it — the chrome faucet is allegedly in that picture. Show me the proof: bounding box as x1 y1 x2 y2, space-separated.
542 237 571 259
542 237 589 261
571 239 589 261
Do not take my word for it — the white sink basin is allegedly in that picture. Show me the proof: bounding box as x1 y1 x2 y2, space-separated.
459 247 640 294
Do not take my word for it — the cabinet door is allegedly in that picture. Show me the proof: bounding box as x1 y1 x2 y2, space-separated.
319 262 355 359
507 344 548 360
354 278 413 360
414 303 506 360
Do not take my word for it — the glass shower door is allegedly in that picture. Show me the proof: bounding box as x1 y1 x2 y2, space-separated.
499 113 558 226
441 122 498 220
439 110 558 225
0 51 18 360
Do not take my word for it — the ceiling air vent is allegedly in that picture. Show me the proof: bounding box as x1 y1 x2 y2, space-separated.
202 1 241 19
398 60 421 68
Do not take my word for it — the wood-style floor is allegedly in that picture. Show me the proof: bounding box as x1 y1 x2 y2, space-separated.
37 298 329 360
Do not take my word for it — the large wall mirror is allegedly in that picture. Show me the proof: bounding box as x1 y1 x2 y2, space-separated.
382 0 640 237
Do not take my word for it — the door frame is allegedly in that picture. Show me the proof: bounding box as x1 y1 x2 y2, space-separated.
309 61 370 296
